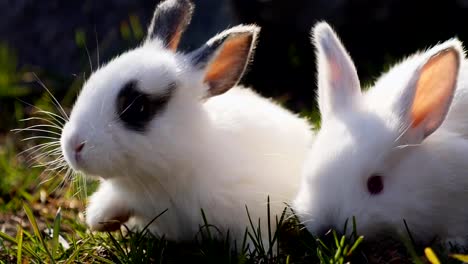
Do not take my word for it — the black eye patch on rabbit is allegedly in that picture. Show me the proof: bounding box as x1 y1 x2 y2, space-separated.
116 80 174 132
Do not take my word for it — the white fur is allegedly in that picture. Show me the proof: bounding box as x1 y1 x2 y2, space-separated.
294 22 468 245
60 20 313 242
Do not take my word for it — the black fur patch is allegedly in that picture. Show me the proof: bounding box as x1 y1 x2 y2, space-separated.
116 80 174 132
146 0 194 47
190 34 229 69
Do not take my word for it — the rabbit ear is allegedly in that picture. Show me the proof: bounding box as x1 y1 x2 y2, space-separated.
190 25 259 97
396 40 463 139
145 0 194 51
313 22 361 120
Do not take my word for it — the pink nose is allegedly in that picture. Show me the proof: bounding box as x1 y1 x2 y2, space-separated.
75 142 85 153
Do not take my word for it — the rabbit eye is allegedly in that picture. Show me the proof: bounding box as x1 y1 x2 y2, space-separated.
117 80 173 132
367 175 383 195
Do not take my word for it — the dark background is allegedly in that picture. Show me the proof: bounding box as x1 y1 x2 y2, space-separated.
1 0 468 116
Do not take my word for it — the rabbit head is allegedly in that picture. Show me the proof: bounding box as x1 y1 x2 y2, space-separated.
60 0 259 179
293 22 463 241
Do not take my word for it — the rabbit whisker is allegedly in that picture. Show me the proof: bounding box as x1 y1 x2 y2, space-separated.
32 72 69 120
22 136 60 142
83 40 94 73
13 128 62 136
18 141 60 157
20 117 63 128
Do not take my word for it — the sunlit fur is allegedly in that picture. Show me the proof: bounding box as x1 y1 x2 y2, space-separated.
59 30 313 242
294 22 468 245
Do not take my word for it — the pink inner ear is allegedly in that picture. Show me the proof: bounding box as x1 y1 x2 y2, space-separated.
410 49 459 134
204 35 250 81
167 28 183 51
167 17 190 51
203 34 252 96
329 60 342 87
316 26 361 115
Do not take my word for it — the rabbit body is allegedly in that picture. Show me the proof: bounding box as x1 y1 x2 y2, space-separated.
87 85 312 241
293 22 468 245
61 0 313 242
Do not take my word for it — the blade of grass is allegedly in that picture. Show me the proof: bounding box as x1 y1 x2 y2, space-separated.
267 196 272 257
24 204 56 263
267 207 288 258
200 209 212 240
245 205 265 256
342 244 350 256
106 231 128 260
342 218 349 236
339 235 345 248
316 237 331 254
246 232 262 254
334 243 342 261
16 226 23 264
140 208 168 235
276 215 280 257
93 255 119 264
317 247 327 263
352 216 357 240
256 218 265 253
0 230 41 261
346 236 363 257
51 207 62 255
64 238 91 264
333 230 340 248
241 228 248 252
403 219 416 247
401 220 424 264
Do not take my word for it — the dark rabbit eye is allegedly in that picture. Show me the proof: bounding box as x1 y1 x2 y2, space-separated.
367 175 384 195
117 80 173 132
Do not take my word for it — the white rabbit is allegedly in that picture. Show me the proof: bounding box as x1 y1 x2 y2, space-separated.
60 0 313 242
293 22 468 245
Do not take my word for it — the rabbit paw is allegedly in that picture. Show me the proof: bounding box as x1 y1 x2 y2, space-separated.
86 204 131 232
86 186 132 232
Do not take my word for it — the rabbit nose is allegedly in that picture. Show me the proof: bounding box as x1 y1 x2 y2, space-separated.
74 142 85 153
